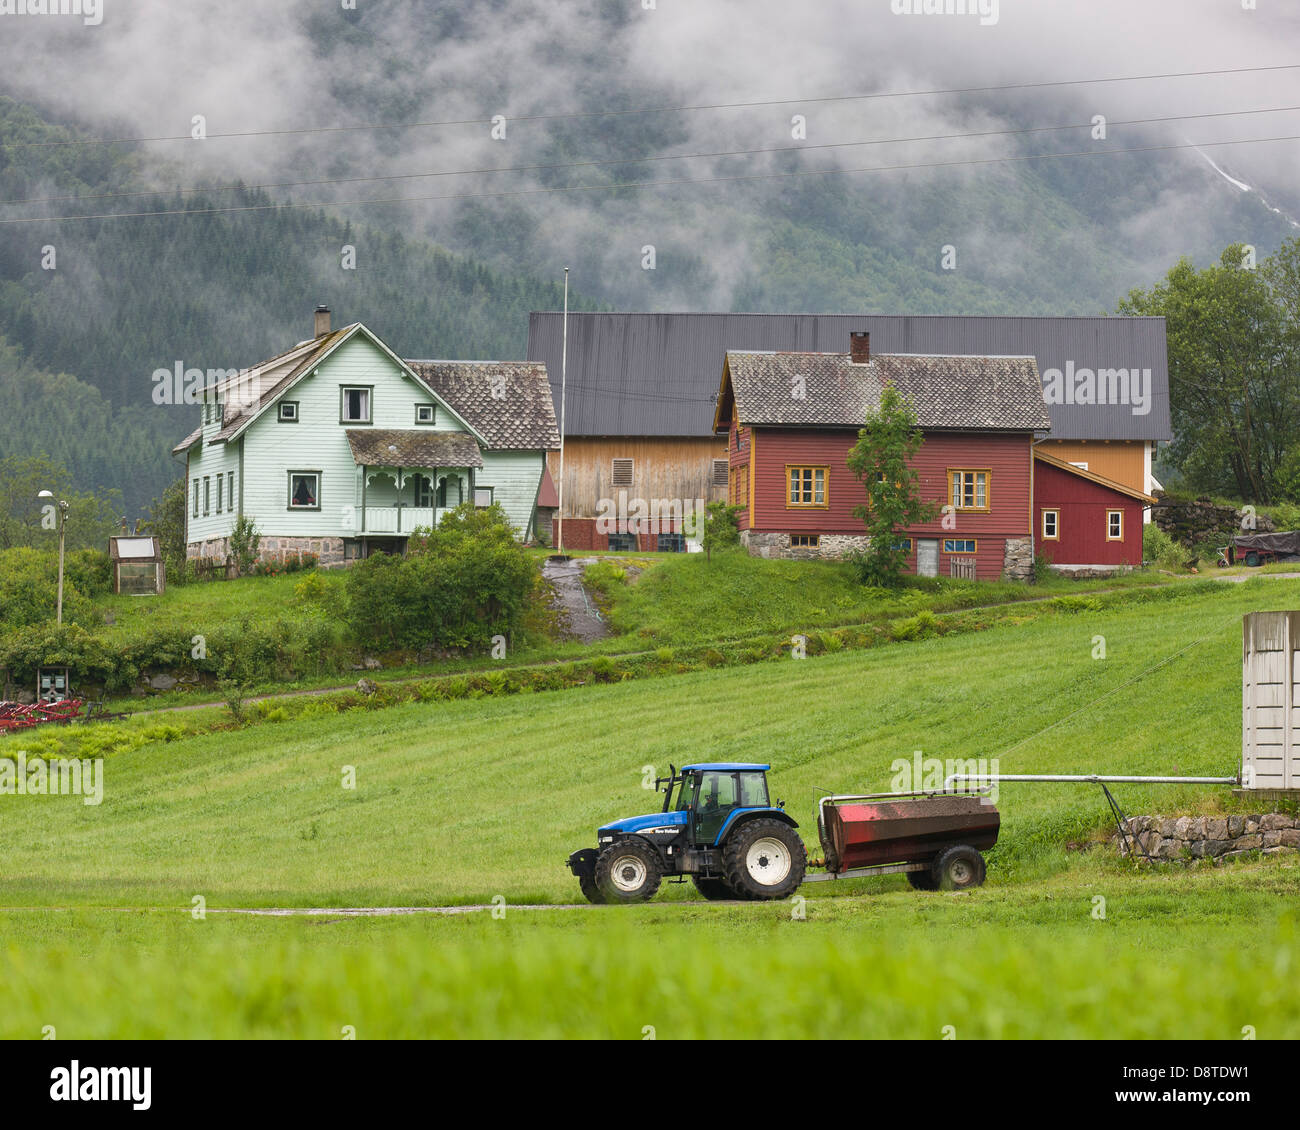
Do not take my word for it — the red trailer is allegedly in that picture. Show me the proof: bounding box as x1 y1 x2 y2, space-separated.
810 791 999 890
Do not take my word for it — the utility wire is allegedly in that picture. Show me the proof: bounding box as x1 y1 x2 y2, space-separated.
3 131 1297 226
6 102 1299 209
3 62 1297 149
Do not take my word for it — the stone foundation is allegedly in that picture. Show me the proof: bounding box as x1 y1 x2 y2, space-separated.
1113 812 1300 861
187 535 346 568
259 536 345 568
1001 537 1033 582
741 530 871 560
1048 563 1132 579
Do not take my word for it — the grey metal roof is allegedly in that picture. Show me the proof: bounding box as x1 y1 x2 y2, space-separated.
526 313 1171 441
725 351 1050 432
406 360 560 450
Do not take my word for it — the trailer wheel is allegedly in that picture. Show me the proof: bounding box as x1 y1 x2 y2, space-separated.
578 873 607 905
722 819 807 900
691 876 738 901
932 845 986 891
906 868 938 891
1246 551 1260 567
595 840 662 903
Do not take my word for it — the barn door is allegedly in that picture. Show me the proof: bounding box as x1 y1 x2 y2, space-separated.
917 539 939 577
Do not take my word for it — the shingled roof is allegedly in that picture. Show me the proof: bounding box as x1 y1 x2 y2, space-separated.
345 429 483 469
406 360 560 450
720 351 1051 432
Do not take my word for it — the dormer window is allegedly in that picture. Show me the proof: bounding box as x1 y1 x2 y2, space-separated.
415 403 436 425
278 401 299 422
341 387 372 424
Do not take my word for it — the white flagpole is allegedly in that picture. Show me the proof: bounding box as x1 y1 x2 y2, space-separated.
557 267 569 555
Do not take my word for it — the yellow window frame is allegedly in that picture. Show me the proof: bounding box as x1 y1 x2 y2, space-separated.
1042 509 1060 540
786 465 829 508
949 468 991 512
1106 509 1124 541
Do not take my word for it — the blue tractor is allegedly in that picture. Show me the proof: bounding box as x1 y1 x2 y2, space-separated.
567 763 807 903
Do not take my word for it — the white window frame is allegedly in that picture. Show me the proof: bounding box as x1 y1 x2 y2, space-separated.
1042 509 1059 540
1107 509 1124 541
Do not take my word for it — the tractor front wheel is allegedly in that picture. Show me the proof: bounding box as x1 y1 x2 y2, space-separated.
722 819 806 900
578 873 607 904
595 840 663 904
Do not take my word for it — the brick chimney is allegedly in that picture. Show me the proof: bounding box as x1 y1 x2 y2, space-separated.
850 331 870 364
314 304 331 338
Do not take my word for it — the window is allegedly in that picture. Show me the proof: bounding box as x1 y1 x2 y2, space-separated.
950 470 990 511
712 458 729 487
737 772 770 808
944 539 977 554
415 404 436 425
790 534 820 548
657 533 686 553
340 387 372 424
611 458 634 487
228 472 235 512
413 474 433 508
730 465 748 508
278 401 298 422
1069 461 1088 471
787 466 828 507
288 472 320 510
193 480 199 518
607 532 637 552
215 475 223 514
202 477 210 516
1042 510 1059 540
891 538 913 552
1107 510 1123 540
474 487 494 508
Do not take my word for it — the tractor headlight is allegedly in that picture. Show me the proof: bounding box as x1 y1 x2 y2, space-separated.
599 835 614 844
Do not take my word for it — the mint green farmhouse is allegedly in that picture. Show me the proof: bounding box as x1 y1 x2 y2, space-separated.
173 309 560 566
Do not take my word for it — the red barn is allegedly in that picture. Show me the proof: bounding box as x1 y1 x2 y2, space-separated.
1032 449 1155 572
714 333 1051 581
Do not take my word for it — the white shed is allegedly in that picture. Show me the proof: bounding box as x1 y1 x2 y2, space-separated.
1242 611 1300 790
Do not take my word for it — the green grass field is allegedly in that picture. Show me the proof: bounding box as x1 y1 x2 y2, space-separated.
2 577 1298 1037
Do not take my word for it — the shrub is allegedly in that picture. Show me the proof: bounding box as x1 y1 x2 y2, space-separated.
229 515 262 576
1142 523 1186 571
345 504 536 651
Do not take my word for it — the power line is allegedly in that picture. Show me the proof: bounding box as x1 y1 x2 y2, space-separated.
7 102 1299 209
3 131 1297 227
3 62 1297 150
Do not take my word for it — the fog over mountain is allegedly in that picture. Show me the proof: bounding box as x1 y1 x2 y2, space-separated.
0 0 1298 510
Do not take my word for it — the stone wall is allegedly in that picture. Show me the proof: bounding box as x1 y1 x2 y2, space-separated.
1002 537 1033 581
1113 812 1300 861
1150 498 1272 545
741 530 870 561
187 535 346 568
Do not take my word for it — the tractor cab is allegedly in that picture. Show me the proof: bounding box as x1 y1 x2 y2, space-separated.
661 763 778 846
568 762 807 904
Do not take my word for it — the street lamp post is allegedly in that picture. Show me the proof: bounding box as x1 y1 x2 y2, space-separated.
37 491 69 625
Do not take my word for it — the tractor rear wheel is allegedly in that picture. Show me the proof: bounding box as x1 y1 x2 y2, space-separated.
691 876 738 901
722 819 806 900
578 873 607 905
595 840 662 904
932 844 986 891
906 868 938 891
